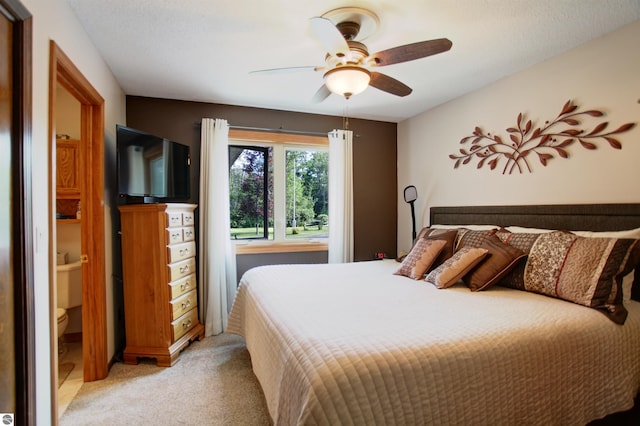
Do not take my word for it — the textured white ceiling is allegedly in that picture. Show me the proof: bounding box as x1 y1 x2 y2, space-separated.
66 0 640 123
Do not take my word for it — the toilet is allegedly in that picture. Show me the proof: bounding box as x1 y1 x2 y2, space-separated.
56 260 83 339
56 308 69 338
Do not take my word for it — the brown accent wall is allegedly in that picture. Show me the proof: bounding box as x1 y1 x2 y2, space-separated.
125 96 397 261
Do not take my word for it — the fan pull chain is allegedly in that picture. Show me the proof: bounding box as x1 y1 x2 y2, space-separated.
342 103 350 130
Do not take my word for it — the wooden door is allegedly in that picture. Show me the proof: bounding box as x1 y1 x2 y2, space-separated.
0 0 35 424
0 7 16 418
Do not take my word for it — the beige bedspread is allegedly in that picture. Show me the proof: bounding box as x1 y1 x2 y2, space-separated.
227 260 640 425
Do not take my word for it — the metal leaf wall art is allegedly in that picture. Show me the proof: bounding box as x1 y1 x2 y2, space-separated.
449 100 636 174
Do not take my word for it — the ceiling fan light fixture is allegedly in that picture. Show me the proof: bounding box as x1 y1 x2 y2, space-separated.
324 66 371 99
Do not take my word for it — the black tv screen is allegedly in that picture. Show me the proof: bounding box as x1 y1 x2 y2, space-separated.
116 125 191 203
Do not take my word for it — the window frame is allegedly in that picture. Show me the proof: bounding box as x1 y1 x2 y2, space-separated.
228 129 329 254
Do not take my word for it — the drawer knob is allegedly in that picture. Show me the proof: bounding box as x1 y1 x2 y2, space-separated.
179 248 189 256
181 300 191 310
180 264 190 273
183 319 192 329
180 282 190 291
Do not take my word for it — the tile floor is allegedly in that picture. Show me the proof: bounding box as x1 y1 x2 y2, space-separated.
58 341 83 417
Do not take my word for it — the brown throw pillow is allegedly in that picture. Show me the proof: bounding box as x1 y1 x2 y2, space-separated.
464 234 526 291
494 230 545 290
394 238 447 280
456 228 498 250
428 229 459 269
425 247 489 289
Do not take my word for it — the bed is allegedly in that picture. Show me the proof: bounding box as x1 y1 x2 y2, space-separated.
227 204 640 425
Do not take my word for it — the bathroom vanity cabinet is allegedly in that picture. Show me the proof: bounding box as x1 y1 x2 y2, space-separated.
56 138 82 222
56 138 81 196
118 203 204 367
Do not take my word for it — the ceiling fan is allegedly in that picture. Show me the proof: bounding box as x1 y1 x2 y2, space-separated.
251 7 452 102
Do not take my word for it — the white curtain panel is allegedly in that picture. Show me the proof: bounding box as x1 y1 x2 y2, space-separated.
328 129 354 263
199 118 237 336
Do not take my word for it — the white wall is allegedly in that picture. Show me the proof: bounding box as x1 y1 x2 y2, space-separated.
397 19 640 254
22 0 125 422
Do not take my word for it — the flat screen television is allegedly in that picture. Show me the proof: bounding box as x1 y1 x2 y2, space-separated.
116 125 191 204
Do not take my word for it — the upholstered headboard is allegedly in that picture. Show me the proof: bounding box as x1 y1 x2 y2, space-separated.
429 203 640 301
430 204 640 232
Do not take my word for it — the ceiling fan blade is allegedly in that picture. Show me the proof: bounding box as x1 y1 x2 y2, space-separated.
250 66 322 75
310 17 350 58
369 38 452 67
312 84 331 103
369 72 412 97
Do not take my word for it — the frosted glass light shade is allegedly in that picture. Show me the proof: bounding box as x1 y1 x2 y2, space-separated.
324 66 371 99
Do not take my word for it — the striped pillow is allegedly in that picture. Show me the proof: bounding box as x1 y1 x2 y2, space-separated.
523 231 640 324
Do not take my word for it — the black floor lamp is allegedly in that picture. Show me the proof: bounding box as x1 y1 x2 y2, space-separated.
403 185 418 241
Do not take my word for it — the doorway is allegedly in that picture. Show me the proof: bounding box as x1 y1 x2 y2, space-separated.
48 41 108 420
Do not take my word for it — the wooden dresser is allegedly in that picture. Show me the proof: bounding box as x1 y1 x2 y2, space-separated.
118 203 204 366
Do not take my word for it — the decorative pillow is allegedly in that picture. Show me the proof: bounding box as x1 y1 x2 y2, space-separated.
425 247 489 289
495 230 545 290
427 229 459 269
523 231 640 324
394 238 447 280
456 229 498 251
573 227 640 304
413 226 450 244
405 228 459 267
463 234 527 291
397 228 458 264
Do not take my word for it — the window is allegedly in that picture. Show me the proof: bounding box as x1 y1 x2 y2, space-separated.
229 146 271 239
228 131 328 244
286 149 328 239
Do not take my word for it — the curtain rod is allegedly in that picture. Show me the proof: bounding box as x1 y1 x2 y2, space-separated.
194 122 328 138
231 125 330 138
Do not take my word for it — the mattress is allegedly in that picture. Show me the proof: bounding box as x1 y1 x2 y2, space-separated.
227 260 640 425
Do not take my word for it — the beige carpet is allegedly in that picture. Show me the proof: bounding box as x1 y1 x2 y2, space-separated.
58 362 74 388
60 333 271 425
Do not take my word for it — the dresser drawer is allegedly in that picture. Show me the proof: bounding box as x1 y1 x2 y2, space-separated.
169 274 196 299
167 241 196 263
167 227 184 244
182 211 194 226
172 308 198 341
168 227 195 244
170 289 197 321
166 211 183 228
168 257 196 282
183 226 195 242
